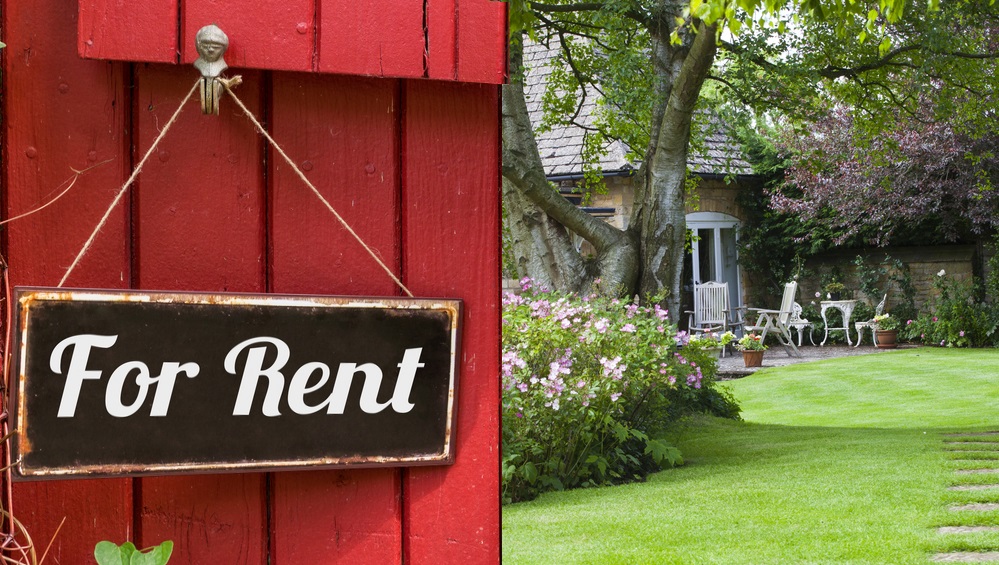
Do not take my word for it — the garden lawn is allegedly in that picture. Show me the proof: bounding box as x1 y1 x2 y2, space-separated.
502 348 999 564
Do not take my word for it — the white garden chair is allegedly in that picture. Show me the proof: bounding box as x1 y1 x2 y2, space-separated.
686 281 743 335
854 294 888 348
788 302 816 346
744 281 802 357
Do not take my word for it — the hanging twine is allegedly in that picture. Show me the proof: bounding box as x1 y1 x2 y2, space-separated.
57 76 413 298
221 82 414 298
59 79 201 287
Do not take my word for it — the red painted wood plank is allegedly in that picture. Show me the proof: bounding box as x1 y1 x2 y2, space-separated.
132 66 267 292
318 0 424 78
133 65 268 563
182 0 314 72
268 73 401 295
272 469 401 563
268 72 403 564
4 0 134 558
425 0 457 80
78 0 177 63
401 80 501 562
455 0 507 84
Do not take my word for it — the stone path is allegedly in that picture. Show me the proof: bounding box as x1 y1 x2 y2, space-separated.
715 343 912 379
934 432 999 562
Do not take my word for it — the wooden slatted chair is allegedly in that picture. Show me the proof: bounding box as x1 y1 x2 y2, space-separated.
745 281 802 357
685 282 744 357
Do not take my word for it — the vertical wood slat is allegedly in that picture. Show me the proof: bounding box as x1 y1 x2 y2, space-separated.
132 65 268 563
425 0 457 80
402 80 501 563
78 0 177 62
455 0 507 84
318 0 424 78
268 73 403 564
4 0 134 558
182 0 315 71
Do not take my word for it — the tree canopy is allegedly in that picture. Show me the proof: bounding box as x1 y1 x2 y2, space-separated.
503 0 999 316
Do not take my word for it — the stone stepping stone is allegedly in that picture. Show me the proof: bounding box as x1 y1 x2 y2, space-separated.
933 552 999 562
950 485 999 491
956 469 999 475
951 503 999 511
946 432 999 437
939 526 999 534
946 443 999 448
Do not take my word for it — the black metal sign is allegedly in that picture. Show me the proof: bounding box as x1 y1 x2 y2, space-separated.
10 288 461 479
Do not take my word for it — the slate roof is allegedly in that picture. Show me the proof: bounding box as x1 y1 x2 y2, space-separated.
523 38 755 178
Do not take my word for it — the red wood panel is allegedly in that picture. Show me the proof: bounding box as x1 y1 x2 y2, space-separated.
318 0 424 78
401 80 501 562
78 0 177 63
456 0 507 84
425 0 457 80
268 73 401 295
182 0 314 72
269 72 403 563
3 0 134 558
132 65 268 563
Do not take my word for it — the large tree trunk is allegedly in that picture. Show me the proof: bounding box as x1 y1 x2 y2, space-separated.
501 38 639 295
501 19 716 316
634 21 718 318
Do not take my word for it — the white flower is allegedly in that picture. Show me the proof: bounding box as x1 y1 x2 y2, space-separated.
937 269 946 277
815 292 821 298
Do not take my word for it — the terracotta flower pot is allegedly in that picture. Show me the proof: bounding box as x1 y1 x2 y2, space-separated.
742 350 764 367
875 329 898 349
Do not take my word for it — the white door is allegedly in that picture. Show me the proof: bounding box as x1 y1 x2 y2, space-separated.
687 212 742 314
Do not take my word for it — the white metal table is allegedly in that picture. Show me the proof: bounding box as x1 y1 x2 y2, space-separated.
820 300 857 346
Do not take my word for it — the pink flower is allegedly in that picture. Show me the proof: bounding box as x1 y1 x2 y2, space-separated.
907 319 913 325
960 330 966 337
932 317 938 322
610 392 622 402
621 323 637 333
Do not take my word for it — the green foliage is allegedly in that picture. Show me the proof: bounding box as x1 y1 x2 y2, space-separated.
853 254 918 321
501 281 739 503
95 541 173 565
901 272 996 348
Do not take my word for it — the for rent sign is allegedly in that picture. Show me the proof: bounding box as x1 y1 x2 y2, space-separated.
10 288 461 479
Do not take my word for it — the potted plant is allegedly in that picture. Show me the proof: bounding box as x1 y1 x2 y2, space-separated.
735 332 767 367
824 281 846 301
686 331 736 358
873 313 900 349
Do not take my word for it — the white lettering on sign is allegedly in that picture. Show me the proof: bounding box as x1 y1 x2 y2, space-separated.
224 337 424 417
49 334 426 419
50 334 200 418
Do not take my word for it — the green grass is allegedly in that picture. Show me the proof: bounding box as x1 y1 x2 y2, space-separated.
502 348 999 564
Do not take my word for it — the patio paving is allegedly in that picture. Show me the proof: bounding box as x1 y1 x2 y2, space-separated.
716 343 916 379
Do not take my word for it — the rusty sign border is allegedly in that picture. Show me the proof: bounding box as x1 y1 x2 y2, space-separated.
9 287 462 479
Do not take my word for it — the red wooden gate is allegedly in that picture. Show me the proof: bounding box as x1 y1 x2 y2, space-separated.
2 0 504 562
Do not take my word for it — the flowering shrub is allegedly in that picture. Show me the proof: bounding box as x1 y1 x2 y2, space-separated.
901 271 994 347
502 281 740 503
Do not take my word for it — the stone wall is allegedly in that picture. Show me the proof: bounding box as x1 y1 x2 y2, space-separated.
801 245 978 312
